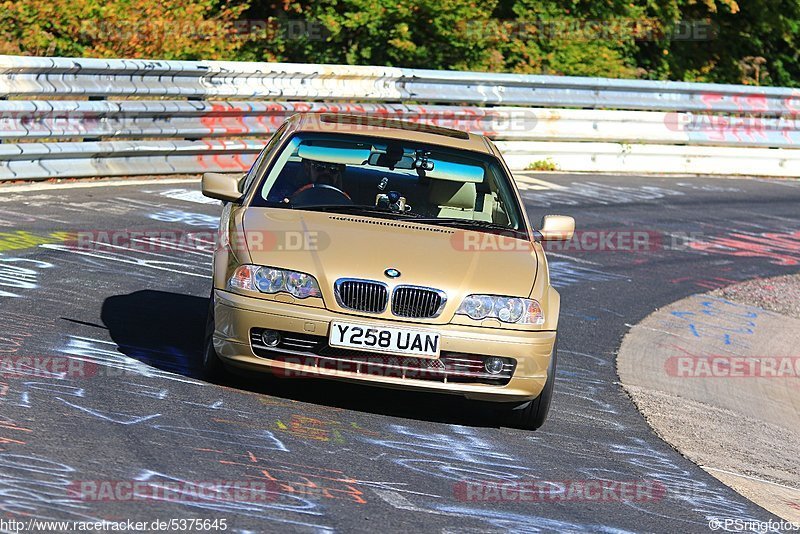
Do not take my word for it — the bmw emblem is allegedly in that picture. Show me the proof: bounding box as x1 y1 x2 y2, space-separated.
384 268 401 279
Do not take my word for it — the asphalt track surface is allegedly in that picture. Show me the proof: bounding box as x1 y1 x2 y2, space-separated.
1 174 799 533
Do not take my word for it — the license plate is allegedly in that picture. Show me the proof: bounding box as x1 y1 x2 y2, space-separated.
328 322 440 358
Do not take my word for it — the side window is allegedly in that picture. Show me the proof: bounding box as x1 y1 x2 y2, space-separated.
487 162 521 229
240 123 289 194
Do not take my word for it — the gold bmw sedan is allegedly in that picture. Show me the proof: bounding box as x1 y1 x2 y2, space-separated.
201 113 574 430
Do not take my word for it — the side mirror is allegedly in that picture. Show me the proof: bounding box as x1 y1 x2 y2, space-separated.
202 172 244 203
539 215 575 241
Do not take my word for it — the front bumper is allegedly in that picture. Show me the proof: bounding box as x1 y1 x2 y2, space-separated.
212 289 557 402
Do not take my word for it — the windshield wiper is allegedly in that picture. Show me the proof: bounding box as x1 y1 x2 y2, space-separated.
299 204 424 218
410 218 528 236
411 218 509 229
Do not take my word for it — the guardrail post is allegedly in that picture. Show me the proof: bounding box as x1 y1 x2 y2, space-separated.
0 95 5 144
83 95 106 142
185 96 203 141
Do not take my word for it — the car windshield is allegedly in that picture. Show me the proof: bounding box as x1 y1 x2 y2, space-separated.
251 132 526 236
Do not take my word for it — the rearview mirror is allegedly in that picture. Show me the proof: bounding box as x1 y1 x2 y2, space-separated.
202 172 244 203
368 152 417 170
539 215 575 241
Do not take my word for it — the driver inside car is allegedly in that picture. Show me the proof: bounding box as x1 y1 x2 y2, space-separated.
274 158 350 204
293 158 347 195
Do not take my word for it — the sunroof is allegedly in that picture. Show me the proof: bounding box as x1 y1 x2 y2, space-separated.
319 114 471 140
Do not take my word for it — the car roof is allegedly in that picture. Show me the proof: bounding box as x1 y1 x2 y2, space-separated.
285 113 494 154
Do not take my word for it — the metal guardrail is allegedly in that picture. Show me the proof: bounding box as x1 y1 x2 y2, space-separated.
3 56 799 113
0 102 528 140
497 141 800 177
0 139 264 180
1 55 799 180
3 102 797 148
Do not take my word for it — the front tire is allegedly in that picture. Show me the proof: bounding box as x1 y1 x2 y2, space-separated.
201 291 226 380
503 337 558 430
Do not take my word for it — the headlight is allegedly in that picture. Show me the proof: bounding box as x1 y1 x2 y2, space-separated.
285 271 321 299
460 295 495 320
457 295 544 325
228 265 321 299
254 267 285 293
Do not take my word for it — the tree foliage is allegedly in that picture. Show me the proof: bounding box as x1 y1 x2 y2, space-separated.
0 0 247 59
1 0 799 86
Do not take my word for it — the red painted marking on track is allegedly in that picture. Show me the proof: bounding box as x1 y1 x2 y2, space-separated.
210 449 366 503
690 230 800 266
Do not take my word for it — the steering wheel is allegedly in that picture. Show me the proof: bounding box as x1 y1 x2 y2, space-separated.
289 183 352 206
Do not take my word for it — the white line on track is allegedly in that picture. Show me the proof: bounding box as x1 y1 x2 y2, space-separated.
81 239 209 261
0 177 198 194
545 251 602 265
39 243 211 278
370 489 455 516
353 480 441 498
128 237 213 257
513 174 568 190
702 466 800 492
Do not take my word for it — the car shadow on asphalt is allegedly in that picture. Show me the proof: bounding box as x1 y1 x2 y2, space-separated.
101 290 502 428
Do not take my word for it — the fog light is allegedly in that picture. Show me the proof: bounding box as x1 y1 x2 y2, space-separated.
485 357 505 375
261 330 281 347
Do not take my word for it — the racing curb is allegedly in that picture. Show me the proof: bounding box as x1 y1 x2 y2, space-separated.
616 288 800 522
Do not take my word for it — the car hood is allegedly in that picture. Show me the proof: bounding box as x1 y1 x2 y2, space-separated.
242 208 538 315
